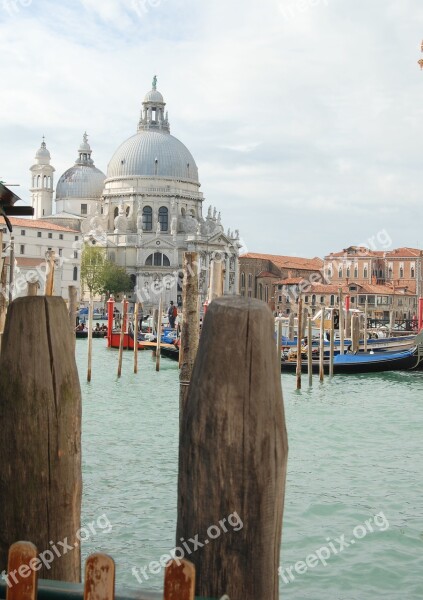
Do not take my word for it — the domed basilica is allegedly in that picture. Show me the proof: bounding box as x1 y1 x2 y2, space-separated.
31 77 240 307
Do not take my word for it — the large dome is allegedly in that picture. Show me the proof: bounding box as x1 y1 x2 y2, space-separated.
106 130 199 183
56 164 106 200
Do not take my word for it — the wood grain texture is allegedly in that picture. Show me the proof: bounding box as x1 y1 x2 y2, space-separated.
6 541 38 600
163 559 195 600
176 296 288 600
0 297 82 582
84 554 115 600
179 253 199 416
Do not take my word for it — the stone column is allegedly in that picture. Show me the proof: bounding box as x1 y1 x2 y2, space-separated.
225 255 230 293
234 255 240 295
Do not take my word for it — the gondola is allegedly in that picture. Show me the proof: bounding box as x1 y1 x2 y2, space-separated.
281 333 423 374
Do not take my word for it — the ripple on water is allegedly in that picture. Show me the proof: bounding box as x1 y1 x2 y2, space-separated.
76 341 423 598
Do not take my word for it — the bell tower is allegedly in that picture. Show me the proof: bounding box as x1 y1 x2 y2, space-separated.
30 137 55 219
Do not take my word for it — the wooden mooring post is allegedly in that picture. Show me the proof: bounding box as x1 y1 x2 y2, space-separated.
156 297 163 372
133 301 139 374
176 296 288 600
117 296 127 378
296 298 303 389
87 295 94 382
0 297 82 581
307 315 312 386
329 308 335 379
339 288 345 355
179 252 199 414
319 305 324 383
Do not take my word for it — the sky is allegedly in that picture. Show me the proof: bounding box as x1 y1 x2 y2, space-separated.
1 0 423 258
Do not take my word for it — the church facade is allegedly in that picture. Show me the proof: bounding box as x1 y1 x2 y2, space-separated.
32 78 240 308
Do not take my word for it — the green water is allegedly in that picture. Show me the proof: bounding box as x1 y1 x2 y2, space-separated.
76 340 423 599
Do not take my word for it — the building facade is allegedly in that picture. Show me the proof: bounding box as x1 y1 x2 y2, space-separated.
1 217 80 299
239 252 323 312
31 78 240 308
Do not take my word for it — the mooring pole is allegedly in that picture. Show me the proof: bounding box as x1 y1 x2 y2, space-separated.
176 296 288 600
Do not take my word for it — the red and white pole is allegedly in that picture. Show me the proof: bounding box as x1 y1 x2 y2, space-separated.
107 295 114 348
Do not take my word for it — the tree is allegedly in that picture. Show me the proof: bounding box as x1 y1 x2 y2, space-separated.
101 261 133 297
81 246 107 297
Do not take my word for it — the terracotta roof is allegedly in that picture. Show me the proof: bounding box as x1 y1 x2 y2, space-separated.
274 277 306 285
16 257 47 268
0 216 79 233
240 252 323 270
326 246 384 258
308 283 349 294
385 247 422 258
256 270 277 278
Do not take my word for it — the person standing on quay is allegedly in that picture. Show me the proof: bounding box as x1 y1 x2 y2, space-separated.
168 300 177 329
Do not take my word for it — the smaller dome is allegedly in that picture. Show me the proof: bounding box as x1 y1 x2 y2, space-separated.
144 89 164 104
35 138 51 164
56 165 105 200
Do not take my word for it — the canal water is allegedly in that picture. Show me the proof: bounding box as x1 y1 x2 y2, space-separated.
75 339 423 599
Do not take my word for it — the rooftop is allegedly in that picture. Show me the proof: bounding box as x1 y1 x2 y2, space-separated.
240 252 323 271
0 216 79 233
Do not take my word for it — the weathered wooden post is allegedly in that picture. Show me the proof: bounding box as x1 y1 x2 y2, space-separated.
156 297 163 372
208 259 224 302
45 250 55 297
117 296 127 378
8 235 14 304
364 295 368 352
0 296 82 581
329 308 335 379
352 314 360 353
307 315 313 386
176 296 288 600
319 304 325 382
276 317 282 365
288 311 295 340
179 252 199 414
134 301 139 374
296 298 303 389
339 288 345 355
27 281 38 296
389 309 395 336
87 294 94 382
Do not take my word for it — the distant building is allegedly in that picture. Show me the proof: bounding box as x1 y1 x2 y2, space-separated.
239 252 323 312
1 217 80 299
29 78 240 308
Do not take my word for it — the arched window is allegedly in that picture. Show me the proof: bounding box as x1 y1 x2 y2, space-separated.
399 264 404 278
248 274 252 288
265 285 269 303
126 206 130 217
73 266 78 281
338 266 343 278
43 175 47 187
181 207 186 217
354 265 358 278
346 266 350 278
241 272 245 288
114 207 119 218
145 252 170 267
364 265 368 279
37 175 41 187
312 294 316 306
258 283 263 300
142 206 153 231
159 206 168 231
330 294 335 306
411 265 415 278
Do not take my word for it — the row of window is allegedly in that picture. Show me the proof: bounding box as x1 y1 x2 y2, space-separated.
329 264 416 279
8 229 78 241
32 175 52 189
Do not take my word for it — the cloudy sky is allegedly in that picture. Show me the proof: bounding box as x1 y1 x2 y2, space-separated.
1 0 423 257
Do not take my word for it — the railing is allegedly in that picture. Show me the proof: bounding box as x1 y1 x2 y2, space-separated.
0 542 217 600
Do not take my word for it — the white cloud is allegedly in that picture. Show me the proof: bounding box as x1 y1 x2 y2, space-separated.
0 0 422 256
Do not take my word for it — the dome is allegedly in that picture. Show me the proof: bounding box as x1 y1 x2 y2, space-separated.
107 130 199 183
35 139 51 164
56 164 106 200
144 89 164 103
